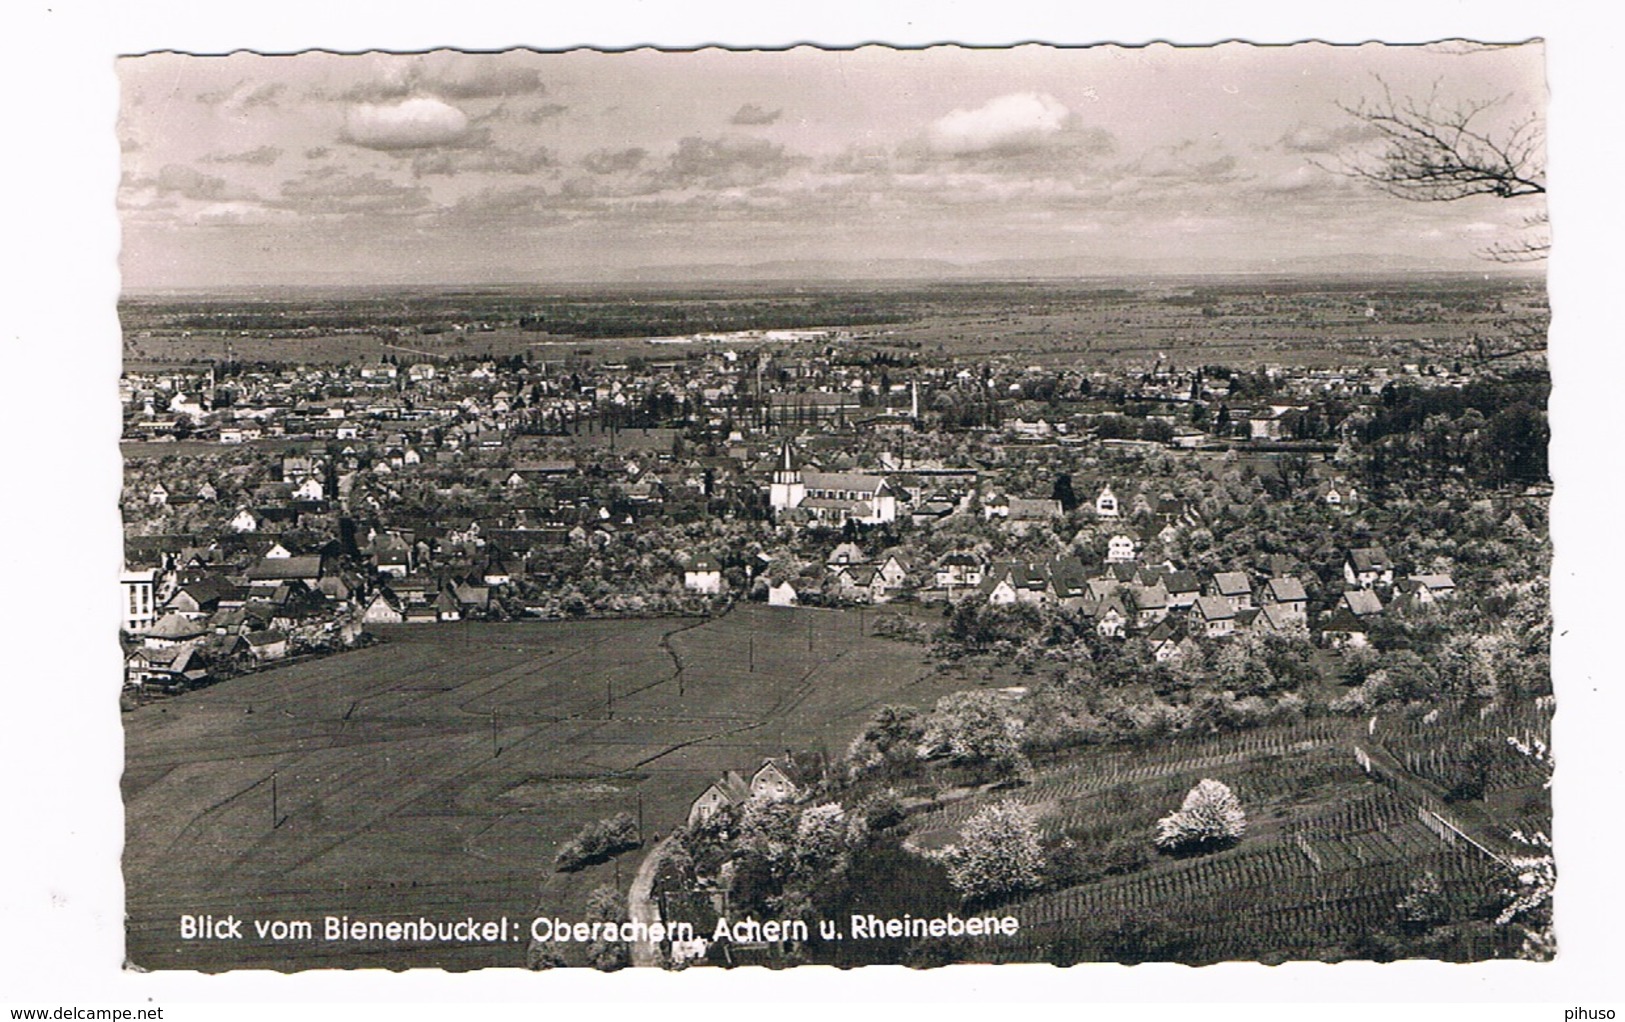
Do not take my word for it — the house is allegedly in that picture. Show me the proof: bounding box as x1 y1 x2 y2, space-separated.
1095 596 1129 638
360 590 404 625
124 645 207 690
1259 577 1309 625
688 771 752 827
148 482 169 507
1339 589 1384 618
767 580 799 607
142 612 209 649
833 564 886 603
684 556 724 595
453 583 491 613
935 553 984 591
1211 571 1254 611
981 562 1052 607
1404 573 1457 605
1344 547 1394 588
1126 583 1171 628
1095 485 1120 518
372 534 413 577
1320 607 1369 649
1006 496 1062 524
874 555 910 592
164 577 237 620
243 628 289 661
228 507 259 533
246 554 326 589
1253 602 1301 633
1105 532 1138 564
1160 570 1201 612
826 542 866 567
749 758 803 801
1191 595 1237 638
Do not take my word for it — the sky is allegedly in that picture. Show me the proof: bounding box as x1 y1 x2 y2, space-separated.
117 42 1548 288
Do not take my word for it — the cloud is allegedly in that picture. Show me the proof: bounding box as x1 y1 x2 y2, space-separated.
1277 120 1384 154
274 167 429 215
730 103 782 126
334 64 548 103
1131 139 1241 182
341 97 476 151
203 145 283 166
1252 165 1349 196
523 103 569 124
449 184 557 219
148 164 257 202
581 147 648 175
653 137 803 190
410 145 557 178
305 146 331 160
927 92 1071 155
198 80 285 111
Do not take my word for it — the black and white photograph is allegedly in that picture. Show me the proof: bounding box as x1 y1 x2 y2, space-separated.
8 1 1624 1014
111 39 1557 972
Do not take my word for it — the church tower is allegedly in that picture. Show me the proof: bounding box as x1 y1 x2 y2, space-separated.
769 438 805 515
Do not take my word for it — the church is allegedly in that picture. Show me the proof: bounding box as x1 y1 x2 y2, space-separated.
768 439 896 526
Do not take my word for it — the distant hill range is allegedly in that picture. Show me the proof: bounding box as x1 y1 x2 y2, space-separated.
582 253 1542 285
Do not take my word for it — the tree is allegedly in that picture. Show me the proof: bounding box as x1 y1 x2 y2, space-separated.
1338 79 1546 261
583 886 630 971
944 800 1046 903
1336 78 1549 363
1154 778 1245 855
917 690 1028 781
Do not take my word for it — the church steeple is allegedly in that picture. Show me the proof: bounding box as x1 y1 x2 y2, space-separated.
773 438 799 482
769 438 804 514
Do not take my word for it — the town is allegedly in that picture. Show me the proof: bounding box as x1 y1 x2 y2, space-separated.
120 287 1544 688
119 278 1552 969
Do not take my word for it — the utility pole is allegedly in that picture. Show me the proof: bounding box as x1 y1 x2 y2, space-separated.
637 792 644 843
807 617 813 653
271 771 279 829
607 679 614 719
491 706 498 757
748 635 754 673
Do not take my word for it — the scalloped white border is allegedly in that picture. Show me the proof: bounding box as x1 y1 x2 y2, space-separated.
4 0 1617 1013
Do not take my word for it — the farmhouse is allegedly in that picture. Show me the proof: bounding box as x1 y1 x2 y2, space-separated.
686 758 805 827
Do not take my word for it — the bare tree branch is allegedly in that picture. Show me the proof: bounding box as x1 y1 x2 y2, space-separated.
1334 78 1548 262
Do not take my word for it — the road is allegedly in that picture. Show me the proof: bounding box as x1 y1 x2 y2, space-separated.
627 833 675 967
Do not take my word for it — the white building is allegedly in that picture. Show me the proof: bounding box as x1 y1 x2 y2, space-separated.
121 569 157 634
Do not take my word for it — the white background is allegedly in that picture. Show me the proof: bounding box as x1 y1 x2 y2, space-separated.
0 0 1618 1012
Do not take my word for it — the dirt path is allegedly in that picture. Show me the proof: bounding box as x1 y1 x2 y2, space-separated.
627 833 675 968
